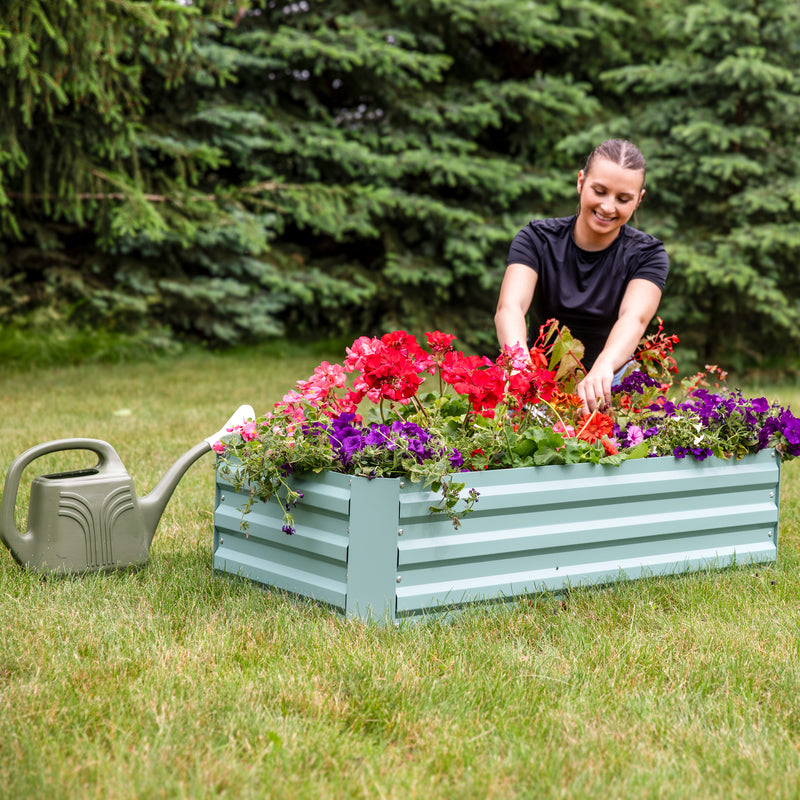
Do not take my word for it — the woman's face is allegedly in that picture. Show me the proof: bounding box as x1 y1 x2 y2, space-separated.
574 157 646 250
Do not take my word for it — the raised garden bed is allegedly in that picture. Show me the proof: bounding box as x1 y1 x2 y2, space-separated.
213 450 780 623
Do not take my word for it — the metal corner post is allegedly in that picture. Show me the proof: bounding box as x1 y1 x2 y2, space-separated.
344 476 401 622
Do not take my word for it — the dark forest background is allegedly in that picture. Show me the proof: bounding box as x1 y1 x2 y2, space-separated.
2 0 799 371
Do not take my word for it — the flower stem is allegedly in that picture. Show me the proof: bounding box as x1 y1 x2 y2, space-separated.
411 395 429 422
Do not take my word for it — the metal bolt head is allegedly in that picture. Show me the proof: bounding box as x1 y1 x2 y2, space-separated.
396 576 402 583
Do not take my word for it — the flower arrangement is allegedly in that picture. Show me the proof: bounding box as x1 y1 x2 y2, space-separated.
216 320 800 533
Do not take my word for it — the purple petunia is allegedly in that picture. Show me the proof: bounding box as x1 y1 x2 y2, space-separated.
781 413 800 445
613 370 662 396
690 446 713 461
449 449 465 470
323 415 462 469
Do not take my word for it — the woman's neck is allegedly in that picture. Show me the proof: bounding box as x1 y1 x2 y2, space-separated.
572 215 622 252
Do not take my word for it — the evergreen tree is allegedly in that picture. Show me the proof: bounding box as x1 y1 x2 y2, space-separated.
176 0 636 347
598 0 800 368
0 0 632 350
0 0 242 332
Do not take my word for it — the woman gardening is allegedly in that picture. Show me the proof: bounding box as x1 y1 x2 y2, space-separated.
494 138 669 414
217 139 800 539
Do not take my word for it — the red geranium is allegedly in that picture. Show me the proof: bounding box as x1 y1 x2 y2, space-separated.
441 353 505 416
426 330 457 353
361 347 424 404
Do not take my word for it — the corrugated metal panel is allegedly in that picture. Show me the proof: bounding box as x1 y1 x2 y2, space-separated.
213 452 781 623
213 468 352 611
394 452 780 616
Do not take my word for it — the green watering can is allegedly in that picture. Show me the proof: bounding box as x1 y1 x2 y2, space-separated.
0 404 254 575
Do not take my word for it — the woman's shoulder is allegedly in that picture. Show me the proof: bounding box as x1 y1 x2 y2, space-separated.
620 224 666 252
516 216 575 244
525 216 574 235
508 216 574 268
619 225 670 282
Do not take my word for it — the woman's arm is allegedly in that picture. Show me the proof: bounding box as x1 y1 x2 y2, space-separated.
576 278 663 414
494 263 538 352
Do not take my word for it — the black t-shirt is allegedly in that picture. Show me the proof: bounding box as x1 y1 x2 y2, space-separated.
507 216 669 369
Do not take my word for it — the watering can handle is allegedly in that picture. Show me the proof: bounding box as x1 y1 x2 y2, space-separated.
1 439 126 543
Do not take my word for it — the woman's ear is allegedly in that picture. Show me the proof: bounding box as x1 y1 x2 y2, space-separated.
577 169 585 195
637 188 646 208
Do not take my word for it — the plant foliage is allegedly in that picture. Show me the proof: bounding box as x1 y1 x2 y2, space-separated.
218 322 800 534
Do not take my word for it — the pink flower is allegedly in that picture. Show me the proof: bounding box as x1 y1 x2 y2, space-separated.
500 342 531 373
313 360 347 386
299 361 347 400
241 421 258 441
626 424 644 446
211 440 226 454
344 336 381 372
553 422 576 438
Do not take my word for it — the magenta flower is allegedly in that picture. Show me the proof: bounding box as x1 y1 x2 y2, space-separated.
625 424 644 446
241 421 258 441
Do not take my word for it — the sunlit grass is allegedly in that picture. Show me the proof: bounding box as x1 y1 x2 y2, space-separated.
2 351 800 799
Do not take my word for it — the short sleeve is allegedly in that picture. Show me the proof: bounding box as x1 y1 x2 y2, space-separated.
630 237 669 291
507 227 539 272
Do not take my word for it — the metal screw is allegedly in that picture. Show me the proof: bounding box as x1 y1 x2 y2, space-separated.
396 576 402 583
221 494 225 501
219 537 224 544
400 481 405 488
768 532 773 537
398 528 404 536
770 491 775 498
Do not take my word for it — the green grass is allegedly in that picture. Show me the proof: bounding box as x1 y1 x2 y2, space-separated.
2 351 800 799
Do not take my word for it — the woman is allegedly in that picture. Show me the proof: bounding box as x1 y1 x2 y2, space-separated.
494 138 669 414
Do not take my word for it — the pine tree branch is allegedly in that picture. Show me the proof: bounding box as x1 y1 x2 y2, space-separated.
7 179 285 203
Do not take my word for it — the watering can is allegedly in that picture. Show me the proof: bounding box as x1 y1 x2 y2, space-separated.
0 404 254 575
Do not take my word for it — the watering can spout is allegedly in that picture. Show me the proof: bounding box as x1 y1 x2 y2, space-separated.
138 404 255 541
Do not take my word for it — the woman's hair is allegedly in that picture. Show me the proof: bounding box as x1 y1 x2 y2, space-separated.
583 139 646 188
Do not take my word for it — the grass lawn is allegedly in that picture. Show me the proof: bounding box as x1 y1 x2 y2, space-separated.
2 349 800 799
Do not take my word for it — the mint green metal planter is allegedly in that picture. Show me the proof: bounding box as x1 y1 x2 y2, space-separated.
213 451 780 623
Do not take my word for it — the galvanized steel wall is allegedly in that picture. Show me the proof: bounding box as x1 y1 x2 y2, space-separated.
213 451 781 623
214 469 354 612
395 451 780 617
